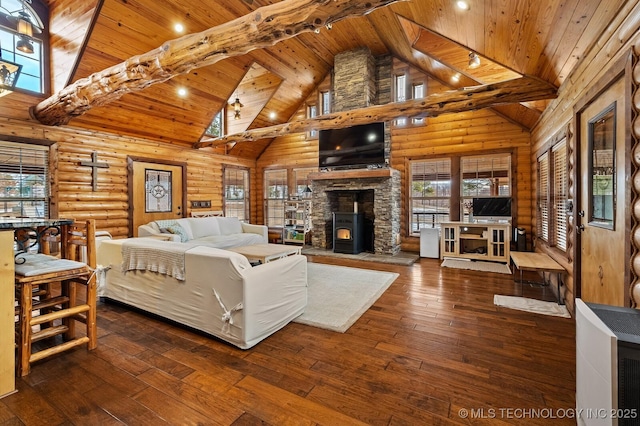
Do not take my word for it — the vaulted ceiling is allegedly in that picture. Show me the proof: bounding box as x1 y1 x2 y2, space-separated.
4 0 625 160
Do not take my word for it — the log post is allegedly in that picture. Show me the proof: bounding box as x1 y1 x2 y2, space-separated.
195 76 558 148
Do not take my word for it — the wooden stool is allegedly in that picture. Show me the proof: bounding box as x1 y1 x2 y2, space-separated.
14 219 97 377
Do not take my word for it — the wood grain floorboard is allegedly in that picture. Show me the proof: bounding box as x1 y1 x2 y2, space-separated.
0 255 576 425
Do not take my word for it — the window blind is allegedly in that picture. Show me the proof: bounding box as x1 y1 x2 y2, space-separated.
553 140 567 251
538 153 549 241
224 167 249 221
265 169 287 227
409 159 451 232
0 142 49 218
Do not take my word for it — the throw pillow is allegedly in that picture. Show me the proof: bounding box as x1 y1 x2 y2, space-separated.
166 224 189 242
155 219 177 229
217 217 243 235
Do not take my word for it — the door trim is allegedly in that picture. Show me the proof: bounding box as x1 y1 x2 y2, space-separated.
573 50 633 306
127 156 188 237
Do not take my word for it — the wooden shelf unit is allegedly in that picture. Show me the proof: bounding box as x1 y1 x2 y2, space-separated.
282 199 311 245
440 222 511 263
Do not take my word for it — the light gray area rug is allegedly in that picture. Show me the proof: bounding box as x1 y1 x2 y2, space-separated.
441 258 512 274
294 263 399 332
494 295 571 318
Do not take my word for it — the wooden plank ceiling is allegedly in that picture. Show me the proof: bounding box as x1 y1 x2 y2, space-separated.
8 0 625 159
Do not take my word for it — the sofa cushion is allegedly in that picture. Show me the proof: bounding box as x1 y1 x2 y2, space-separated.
217 217 243 235
153 219 191 242
196 233 265 249
166 224 189 242
15 253 87 277
188 217 221 239
176 218 194 240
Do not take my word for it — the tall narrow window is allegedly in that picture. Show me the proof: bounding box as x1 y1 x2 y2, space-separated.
552 140 567 251
395 74 407 126
205 110 224 137
412 83 425 125
0 0 48 94
307 105 318 138
537 152 550 242
0 142 49 217
461 153 511 221
224 167 249 221
321 91 331 115
409 159 451 233
264 169 287 227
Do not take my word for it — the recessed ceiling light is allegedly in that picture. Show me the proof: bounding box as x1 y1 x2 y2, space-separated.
451 73 460 83
456 1 470 10
177 88 187 97
269 112 277 120
174 23 184 33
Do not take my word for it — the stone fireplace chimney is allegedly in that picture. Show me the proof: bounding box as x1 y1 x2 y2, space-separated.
310 48 401 255
333 47 376 111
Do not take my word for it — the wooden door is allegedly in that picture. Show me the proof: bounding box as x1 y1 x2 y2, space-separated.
129 159 186 236
578 77 626 306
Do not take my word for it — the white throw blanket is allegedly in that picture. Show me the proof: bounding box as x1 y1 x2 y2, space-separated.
121 239 189 280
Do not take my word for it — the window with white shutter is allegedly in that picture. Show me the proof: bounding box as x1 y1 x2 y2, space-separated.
537 153 549 242
552 140 567 251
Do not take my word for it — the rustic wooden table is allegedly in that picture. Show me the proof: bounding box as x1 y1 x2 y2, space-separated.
510 251 566 304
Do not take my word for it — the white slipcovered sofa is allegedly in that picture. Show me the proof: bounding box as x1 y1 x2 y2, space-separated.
97 238 307 349
137 216 267 249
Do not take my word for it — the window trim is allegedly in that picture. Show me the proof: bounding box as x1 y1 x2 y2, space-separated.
307 104 318 139
535 129 569 253
320 91 331 115
394 73 407 126
0 0 50 95
264 168 288 227
223 165 249 221
412 82 425 125
408 157 452 233
0 140 50 218
205 109 225 138
407 150 514 237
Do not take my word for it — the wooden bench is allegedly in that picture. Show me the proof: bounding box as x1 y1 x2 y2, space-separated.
510 251 566 304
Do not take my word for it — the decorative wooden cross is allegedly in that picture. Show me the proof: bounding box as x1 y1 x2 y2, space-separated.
80 151 109 191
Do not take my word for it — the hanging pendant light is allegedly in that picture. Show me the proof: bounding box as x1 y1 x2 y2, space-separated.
17 11 33 37
0 46 23 98
230 96 243 120
16 36 34 54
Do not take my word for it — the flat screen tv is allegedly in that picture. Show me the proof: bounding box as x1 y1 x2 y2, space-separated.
319 122 385 169
472 197 512 218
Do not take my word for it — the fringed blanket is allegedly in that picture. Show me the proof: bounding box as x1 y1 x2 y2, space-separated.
121 239 189 280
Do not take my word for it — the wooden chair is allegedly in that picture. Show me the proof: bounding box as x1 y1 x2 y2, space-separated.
14 219 98 377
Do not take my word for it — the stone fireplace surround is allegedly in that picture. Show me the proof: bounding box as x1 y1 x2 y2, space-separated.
309 168 401 255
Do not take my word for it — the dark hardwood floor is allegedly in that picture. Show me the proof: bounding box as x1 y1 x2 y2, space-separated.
1 256 576 425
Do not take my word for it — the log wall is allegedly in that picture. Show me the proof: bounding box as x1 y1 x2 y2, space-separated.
257 59 533 252
0 118 255 239
531 0 640 312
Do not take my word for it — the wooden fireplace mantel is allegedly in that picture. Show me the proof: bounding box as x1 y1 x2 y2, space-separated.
309 168 394 181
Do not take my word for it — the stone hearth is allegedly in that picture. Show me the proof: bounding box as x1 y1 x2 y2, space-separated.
310 169 401 255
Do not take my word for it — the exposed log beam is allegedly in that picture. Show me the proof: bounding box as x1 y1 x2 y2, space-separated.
31 0 402 126
195 75 557 148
